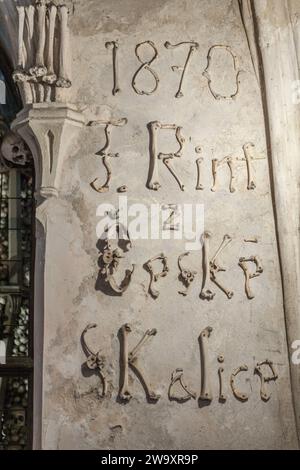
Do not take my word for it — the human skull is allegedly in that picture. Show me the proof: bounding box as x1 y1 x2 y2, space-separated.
0 131 32 166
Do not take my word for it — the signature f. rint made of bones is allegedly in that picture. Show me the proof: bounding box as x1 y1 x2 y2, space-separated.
202 45 242 101
178 252 197 296
147 121 185 191
81 323 107 398
164 41 199 98
168 368 196 402
13 1 71 104
119 324 161 403
145 253 169 299
88 118 128 193
211 143 264 193
238 255 263 299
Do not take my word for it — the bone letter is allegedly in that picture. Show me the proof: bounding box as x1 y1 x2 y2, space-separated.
199 326 213 403
200 231 215 301
230 365 249 402
119 324 132 402
106 41 120 95
195 146 204 190
119 325 160 403
243 143 256 190
254 360 278 402
218 367 226 402
238 256 263 299
147 121 161 190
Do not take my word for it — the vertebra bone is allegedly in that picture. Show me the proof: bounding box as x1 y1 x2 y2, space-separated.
178 252 197 296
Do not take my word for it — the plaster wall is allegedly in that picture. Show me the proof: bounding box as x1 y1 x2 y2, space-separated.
37 0 298 449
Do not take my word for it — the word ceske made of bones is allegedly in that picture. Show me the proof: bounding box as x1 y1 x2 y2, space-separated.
89 117 264 194
81 325 278 404
106 40 241 101
98 229 264 301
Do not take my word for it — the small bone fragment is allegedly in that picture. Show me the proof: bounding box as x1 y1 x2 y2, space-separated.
117 185 127 193
244 237 258 243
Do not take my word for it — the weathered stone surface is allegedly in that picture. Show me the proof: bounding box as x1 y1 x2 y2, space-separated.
1 0 299 450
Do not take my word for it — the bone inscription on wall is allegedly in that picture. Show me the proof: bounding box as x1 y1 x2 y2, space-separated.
88 118 264 193
13 1 72 104
96 232 264 300
105 40 240 100
80 324 278 404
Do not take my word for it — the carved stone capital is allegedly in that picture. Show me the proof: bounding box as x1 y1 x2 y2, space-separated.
11 103 85 198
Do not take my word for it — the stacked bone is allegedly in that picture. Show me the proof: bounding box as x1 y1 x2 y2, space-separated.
0 377 28 450
0 173 8 284
12 300 29 357
13 0 71 104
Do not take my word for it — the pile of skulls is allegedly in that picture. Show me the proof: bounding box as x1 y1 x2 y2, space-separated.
12 300 29 357
0 377 28 449
0 173 8 284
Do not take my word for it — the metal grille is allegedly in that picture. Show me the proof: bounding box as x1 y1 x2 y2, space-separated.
0 166 34 450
